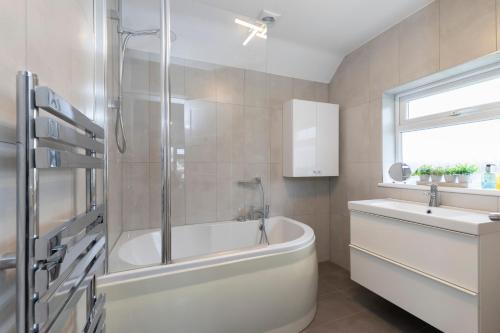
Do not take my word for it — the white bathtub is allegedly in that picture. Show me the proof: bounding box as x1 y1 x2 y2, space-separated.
99 216 318 333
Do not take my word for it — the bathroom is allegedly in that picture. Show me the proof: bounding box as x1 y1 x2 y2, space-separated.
2 0 500 332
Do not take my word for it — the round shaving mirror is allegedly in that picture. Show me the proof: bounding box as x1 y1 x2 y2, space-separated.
388 163 412 182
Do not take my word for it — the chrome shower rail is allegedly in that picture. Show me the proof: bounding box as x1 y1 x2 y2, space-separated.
16 71 106 333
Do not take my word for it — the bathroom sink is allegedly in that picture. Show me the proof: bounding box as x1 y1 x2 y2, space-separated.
348 199 500 235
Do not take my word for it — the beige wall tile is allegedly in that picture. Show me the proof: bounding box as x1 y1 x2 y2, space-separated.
123 163 150 230
244 163 271 209
122 55 150 95
345 162 374 203
330 213 350 270
391 188 428 203
368 99 383 163
315 212 331 262
293 213 330 262
185 65 216 101
498 0 500 51
216 103 244 162
342 103 380 163
38 169 80 234
185 100 217 162
121 96 150 163
244 70 268 107
293 78 316 101
148 57 161 96
171 102 186 147
28 0 96 116
270 108 283 164
244 106 270 163
0 144 16 255
369 26 399 100
216 163 245 220
185 162 217 224
314 179 331 214
107 158 123 250
330 177 348 217
0 0 25 129
170 63 186 99
315 82 329 103
148 101 161 163
332 45 370 108
440 192 498 211
440 0 496 69
399 1 439 83
289 179 318 216
216 66 244 104
171 157 186 227
270 163 292 217
149 163 161 228
268 74 293 108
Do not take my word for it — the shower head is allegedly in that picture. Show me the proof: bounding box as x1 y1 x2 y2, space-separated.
119 28 160 37
238 177 262 185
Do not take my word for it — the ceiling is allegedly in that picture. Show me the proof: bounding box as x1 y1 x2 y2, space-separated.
123 0 434 83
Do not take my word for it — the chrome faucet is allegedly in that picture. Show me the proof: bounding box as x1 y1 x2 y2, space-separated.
237 177 270 245
428 184 440 207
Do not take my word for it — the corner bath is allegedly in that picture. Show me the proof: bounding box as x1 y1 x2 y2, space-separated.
99 217 318 333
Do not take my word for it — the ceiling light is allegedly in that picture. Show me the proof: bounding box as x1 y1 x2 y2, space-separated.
235 18 265 33
235 18 267 46
242 29 258 46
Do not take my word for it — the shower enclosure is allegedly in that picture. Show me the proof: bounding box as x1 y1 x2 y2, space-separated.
106 0 272 273
100 1 323 331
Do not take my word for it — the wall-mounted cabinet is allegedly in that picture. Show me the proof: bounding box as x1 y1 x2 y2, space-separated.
283 99 339 177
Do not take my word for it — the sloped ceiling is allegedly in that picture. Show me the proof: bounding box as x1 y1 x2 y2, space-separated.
123 0 433 83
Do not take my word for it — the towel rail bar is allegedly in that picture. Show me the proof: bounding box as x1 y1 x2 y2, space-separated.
16 71 106 333
35 117 104 153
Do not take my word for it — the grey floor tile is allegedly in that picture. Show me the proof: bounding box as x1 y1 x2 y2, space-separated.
305 262 442 333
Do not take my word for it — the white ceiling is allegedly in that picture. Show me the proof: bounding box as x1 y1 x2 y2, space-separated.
123 0 434 83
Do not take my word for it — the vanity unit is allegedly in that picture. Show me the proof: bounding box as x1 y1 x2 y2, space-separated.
349 199 500 333
283 99 339 177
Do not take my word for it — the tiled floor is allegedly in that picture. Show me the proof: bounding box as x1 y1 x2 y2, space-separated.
302 262 442 333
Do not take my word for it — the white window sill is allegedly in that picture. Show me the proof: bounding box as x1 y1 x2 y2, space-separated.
378 182 500 197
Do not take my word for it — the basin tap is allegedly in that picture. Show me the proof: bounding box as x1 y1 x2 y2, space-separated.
428 184 440 207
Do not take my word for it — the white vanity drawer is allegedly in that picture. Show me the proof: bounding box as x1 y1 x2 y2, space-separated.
350 211 479 292
350 246 478 333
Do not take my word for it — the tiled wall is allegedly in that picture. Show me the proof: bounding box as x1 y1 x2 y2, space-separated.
0 1 99 332
117 53 332 261
328 0 500 270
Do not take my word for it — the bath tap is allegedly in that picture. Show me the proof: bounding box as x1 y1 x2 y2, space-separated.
427 184 440 207
237 177 270 245
247 205 270 221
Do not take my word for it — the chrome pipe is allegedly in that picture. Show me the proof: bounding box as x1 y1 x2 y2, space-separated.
16 70 38 333
0 253 16 270
119 28 160 36
160 0 172 264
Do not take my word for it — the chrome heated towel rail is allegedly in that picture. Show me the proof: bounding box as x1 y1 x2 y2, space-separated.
16 71 106 333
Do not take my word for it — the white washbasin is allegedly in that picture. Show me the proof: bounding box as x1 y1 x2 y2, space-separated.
348 199 500 235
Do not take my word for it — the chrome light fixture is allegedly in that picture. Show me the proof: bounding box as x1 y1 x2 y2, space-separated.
234 18 268 46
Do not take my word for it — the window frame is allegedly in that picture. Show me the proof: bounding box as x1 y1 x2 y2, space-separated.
394 66 500 162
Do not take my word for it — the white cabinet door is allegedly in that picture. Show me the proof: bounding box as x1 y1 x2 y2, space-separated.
316 102 339 176
292 100 317 177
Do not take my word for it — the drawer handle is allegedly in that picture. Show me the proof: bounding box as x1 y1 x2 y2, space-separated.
349 244 478 296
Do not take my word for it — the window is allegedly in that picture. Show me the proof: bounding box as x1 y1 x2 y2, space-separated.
396 66 500 184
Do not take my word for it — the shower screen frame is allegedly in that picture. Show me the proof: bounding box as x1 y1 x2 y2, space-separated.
160 0 172 264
